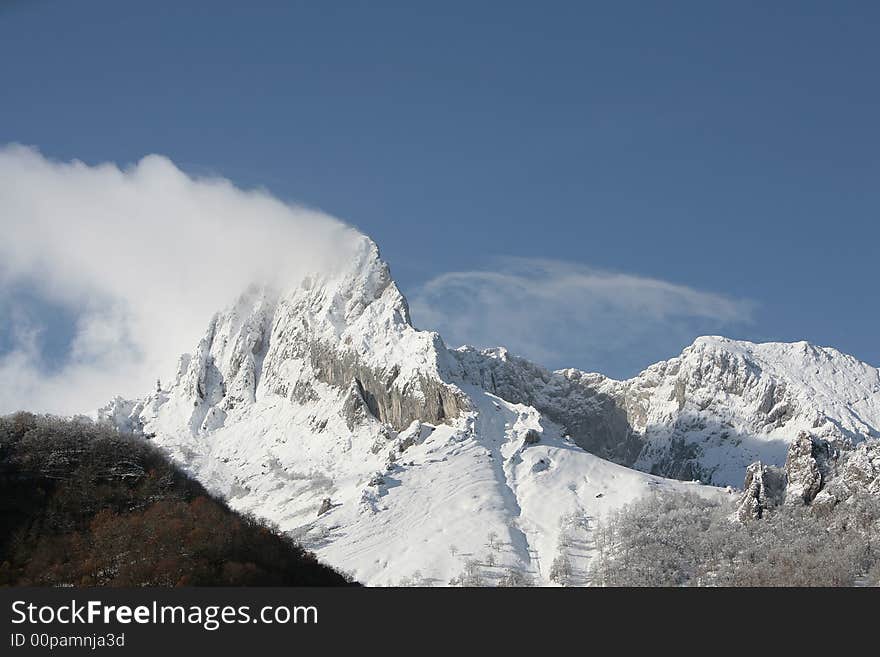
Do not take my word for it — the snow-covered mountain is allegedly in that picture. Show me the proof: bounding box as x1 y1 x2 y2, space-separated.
101 234 880 585
452 335 880 486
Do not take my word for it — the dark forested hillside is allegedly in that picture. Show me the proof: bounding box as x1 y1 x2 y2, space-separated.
0 413 356 586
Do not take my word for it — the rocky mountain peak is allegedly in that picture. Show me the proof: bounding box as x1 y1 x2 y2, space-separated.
447 334 880 487
119 236 465 442
97 229 880 585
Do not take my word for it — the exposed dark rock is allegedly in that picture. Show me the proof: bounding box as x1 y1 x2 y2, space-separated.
452 350 645 466
307 342 466 430
531 457 550 473
645 434 706 482
523 429 541 445
317 497 333 517
342 379 373 430
398 434 417 452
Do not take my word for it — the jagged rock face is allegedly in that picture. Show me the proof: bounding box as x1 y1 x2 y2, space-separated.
825 440 880 502
737 434 880 519
736 462 786 521
341 379 371 431
784 432 833 505
449 348 645 466
175 285 277 435
296 342 463 430
129 237 466 441
451 337 880 486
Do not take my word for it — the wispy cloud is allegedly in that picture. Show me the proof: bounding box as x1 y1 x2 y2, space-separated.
0 145 362 414
409 257 755 377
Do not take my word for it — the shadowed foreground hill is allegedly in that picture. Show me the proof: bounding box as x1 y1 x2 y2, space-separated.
0 413 357 586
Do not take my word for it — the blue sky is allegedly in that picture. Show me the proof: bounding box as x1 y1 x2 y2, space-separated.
1 1 878 411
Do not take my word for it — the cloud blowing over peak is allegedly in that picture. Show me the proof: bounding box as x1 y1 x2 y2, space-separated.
0 145 756 414
0 145 362 414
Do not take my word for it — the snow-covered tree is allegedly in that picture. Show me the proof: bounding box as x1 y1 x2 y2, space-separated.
549 553 573 586
498 567 533 587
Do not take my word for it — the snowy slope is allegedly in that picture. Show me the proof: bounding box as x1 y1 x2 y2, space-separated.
101 233 880 584
303 385 724 586
110 375 724 585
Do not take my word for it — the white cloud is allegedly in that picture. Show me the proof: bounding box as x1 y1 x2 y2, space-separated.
409 257 755 377
0 145 757 412
0 145 362 414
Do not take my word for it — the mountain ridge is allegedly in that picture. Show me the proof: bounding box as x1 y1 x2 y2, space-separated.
99 234 880 584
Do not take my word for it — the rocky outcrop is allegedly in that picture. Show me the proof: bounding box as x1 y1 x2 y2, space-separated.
736 462 786 521
342 379 373 430
450 348 645 467
819 439 880 508
97 397 145 436
784 432 833 505
738 433 879 520
523 429 541 445
302 340 465 430
452 337 880 487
